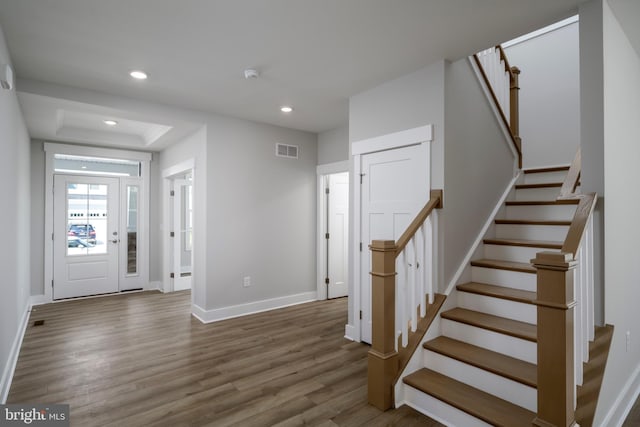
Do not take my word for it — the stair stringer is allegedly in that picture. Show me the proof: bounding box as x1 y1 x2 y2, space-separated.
393 172 521 410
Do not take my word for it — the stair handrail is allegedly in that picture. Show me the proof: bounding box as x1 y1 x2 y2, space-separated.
559 147 582 199
473 45 522 168
368 189 443 411
532 150 597 427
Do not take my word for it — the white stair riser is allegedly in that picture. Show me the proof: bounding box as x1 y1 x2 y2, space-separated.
403 387 493 427
515 187 561 201
423 351 537 412
484 244 557 263
505 204 577 221
442 318 537 364
471 266 536 292
496 224 569 241
523 170 568 184
457 292 536 324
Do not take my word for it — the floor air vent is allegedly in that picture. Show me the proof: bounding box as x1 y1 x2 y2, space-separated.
33 320 45 327
276 143 299 159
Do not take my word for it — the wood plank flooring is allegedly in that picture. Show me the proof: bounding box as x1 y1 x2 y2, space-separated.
8 291 442 427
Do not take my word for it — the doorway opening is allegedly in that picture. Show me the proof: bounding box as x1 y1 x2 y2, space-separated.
317 161 349 300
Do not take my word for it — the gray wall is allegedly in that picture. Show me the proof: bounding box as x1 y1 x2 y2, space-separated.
0 25 31 401
505 22 581 169
443 58 515 290
30 140 45 295
206 117 317 309
595 1 640 424
318 124 348 165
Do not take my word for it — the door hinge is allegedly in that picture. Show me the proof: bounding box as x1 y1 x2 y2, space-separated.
170 190 175 196
51 233 54 241
359 310 363 320
51 280 54 288
359 242 363 252
325 187 330 194
170 231 175 237
325 233 330 239
325 277 330 285
360 173 365 184
170 272 175 278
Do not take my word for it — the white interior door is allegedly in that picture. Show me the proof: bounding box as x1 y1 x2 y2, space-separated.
53 175 120 299
327 172 349 299
173 178 192 291
360 144 429 343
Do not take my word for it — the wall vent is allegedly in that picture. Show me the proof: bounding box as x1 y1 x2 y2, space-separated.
276 143 299 159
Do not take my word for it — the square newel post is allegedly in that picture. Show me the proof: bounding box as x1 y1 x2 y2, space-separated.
532 251 578 427
368 239 398 411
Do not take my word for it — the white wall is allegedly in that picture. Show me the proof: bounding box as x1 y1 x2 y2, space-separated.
594 1 640 425
0 25 31 402
30 140 45 295
443 58 515 290
318 123 348 165
505 21 581 169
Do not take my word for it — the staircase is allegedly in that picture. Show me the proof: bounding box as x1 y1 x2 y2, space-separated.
401 166 578 426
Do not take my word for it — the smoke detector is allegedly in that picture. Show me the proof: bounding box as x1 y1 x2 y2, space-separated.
244 68 259 79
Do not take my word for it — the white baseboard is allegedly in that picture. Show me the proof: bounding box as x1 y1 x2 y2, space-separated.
190 291 317 324
597 363 640 427
1 302 31 404
145 281 162 291
344 324 358 342
29 294 49 306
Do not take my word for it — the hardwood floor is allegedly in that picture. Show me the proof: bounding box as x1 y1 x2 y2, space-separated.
8 291 442 427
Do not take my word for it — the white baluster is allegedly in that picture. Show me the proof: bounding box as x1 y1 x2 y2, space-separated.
415 225 425 318
408 239 417 333
587 216 595 342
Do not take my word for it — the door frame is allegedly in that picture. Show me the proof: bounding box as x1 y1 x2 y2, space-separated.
162 159 195 293
316 160 349 300
347 125 433 342
43 142 152 302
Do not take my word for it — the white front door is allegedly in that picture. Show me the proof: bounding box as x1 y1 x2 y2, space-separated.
173 178 193 291
327 172 349 299
53 175 120 299
360 144 429 343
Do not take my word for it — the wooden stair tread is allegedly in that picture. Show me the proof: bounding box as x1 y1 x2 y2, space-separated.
424 336 537 387
495 219 571 226
470 258 536 274
457 282 536 304
523 165 570 174
483 237 562 249
515 182 562 189
440 308 537 342
403 368 536 427
506 199 579 206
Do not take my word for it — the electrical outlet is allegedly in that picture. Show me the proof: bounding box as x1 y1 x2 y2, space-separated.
243 276 251 288
626 331 631 352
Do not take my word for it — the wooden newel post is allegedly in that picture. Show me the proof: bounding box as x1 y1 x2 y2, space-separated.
532 251 578 427
368 239 398 411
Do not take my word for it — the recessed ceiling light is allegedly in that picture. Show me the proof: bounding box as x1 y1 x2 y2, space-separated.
104 120 118 126
280 106 293 113
129 70 148 80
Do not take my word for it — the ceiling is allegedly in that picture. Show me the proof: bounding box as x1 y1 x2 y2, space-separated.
0 0 589 150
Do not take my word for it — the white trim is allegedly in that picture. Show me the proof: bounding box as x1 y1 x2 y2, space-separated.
502 15 579 49
344 324 358 341
190 291 318 324
29 295 49 306
444 172 521 295
162 159 195 178
1 302 31 404
44 142 152 161
598 362 640 427
351 124 433 156
468 56 519 174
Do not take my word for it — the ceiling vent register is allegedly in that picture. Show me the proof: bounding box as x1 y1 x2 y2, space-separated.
276 143 299 159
